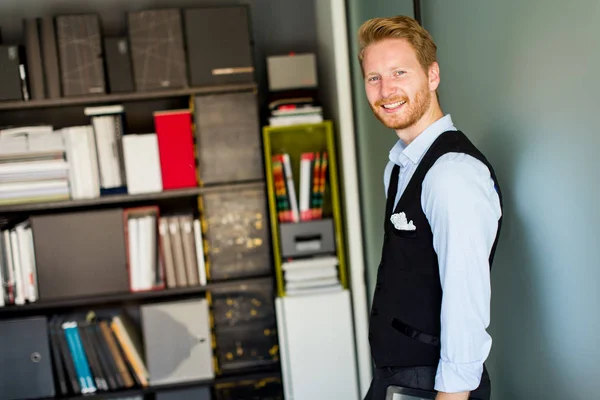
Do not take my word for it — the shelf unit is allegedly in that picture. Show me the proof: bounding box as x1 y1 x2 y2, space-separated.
262 120 348 297
262 121 360 400
0 72 280 400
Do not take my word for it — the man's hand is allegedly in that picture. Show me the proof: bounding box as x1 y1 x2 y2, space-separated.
435 391 469 400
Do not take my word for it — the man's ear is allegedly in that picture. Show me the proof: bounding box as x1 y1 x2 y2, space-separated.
428 62 440 92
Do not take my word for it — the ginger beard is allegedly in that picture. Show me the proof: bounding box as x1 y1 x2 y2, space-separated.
370 85 431 131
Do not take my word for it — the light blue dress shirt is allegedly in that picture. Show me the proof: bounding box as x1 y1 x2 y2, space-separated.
383 114 502 393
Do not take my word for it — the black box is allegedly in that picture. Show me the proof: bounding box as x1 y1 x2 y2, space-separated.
214 376 283 400
279 218 336 258
30 209 130 301
202 187 272 281
210 278 278 373
214 326 279 373
157 386 211 400
127 9 188 91
183 6 255 86
0 316 55 400
55 14 106 96
210 277 276 330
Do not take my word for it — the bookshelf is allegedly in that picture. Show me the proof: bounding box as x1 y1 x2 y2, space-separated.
262 120 360 399
0 5 283 400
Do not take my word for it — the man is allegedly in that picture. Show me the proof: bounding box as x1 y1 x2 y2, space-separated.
359 16 503 400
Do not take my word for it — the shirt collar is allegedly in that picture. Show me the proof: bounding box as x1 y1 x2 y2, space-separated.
389 114 456 167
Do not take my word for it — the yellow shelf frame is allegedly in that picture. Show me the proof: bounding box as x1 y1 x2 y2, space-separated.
262 120 348 297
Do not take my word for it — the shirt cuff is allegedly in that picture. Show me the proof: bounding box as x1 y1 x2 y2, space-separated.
434 358 484 393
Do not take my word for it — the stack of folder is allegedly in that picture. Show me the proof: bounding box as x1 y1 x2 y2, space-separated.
158 213 206 289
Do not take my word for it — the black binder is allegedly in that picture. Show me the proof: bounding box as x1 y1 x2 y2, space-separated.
0 316 56 400
39 16 62 99
0 45 27 101
23 18 45 100
104 37 135 93
183 6 255 86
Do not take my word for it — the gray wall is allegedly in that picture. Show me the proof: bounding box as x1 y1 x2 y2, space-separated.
422 1 600 398
346 0 414 301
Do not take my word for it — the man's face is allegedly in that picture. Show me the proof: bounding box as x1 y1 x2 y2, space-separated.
362 38 433 131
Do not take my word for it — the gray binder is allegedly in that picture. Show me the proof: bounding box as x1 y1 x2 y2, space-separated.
0 316 55 400
194 91 263 184
55 14 106 96
141 298 214 385
127 9 188 91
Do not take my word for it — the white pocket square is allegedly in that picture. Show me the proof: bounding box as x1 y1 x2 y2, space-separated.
390 212 416 231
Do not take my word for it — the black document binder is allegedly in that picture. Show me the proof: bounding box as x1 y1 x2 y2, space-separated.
183 6 255 86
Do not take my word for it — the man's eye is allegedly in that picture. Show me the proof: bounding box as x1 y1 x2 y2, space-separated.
394 70 406 76
368 76 379 82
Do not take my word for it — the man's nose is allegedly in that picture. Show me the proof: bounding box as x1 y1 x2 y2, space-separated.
380 78 397 98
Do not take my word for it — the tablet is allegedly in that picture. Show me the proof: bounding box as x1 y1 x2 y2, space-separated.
386 385 437 400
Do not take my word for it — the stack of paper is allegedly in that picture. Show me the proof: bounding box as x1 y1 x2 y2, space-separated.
282 255 342 296
0 125 70 205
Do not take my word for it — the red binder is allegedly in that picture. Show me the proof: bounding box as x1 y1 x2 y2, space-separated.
153 109 198 189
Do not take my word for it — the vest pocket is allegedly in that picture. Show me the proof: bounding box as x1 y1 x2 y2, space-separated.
390 228 418 239
390 317 440 347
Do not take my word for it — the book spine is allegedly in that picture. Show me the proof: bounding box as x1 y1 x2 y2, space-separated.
62 322 90 393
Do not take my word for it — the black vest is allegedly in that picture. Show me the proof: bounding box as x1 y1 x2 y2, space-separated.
368 130 503 368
